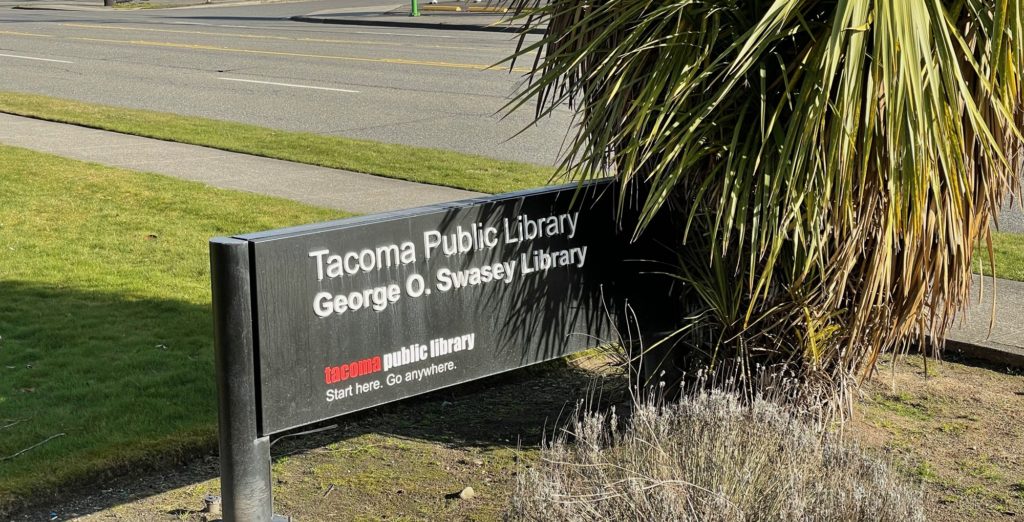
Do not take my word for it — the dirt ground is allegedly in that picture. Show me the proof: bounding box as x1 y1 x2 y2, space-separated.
854 354 1024 521
8 353 1024 521
8 357 629 521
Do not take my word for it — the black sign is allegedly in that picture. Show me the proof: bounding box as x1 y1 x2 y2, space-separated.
230 183 620 435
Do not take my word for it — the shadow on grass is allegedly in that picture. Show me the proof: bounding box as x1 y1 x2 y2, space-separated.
0 280 217 517
2 280 627 519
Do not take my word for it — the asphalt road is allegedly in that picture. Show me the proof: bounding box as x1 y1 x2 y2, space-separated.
0 0 574 166
1 1 1019 230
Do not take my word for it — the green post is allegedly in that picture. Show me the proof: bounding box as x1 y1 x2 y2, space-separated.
410 0 419 16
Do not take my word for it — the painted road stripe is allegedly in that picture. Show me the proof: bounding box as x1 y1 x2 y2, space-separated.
349 30 455 39
0 53 72 64
164 21 459 39
60 23 517 53
66 36 529 73
218 77 359 93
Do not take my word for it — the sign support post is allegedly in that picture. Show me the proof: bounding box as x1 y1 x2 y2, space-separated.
210 238 278 521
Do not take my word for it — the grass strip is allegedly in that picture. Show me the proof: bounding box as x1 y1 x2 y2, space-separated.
0 91 556 194
977 230 1024 282
0 144 344 514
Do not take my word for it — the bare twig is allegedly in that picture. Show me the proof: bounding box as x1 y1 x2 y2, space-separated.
0 419 26 431
0 433 65 462
269 424 337 447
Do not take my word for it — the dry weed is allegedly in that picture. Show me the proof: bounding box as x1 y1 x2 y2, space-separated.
507 390 924 521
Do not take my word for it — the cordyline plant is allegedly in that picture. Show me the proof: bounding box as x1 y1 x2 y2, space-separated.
506 0 1023 385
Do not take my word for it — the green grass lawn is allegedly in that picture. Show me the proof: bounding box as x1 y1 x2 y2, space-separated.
0 135 1020 515
0 91 556 194
980 231 1024 282
0 145 344 514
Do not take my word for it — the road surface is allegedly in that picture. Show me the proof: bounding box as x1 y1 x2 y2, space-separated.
0 0 573 165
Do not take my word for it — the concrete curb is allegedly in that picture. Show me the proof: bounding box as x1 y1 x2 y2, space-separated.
944 338 1024 370
940 274 1024 370
289 14 546 35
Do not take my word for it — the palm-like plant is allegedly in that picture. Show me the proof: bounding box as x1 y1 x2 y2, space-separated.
508 0 1022 383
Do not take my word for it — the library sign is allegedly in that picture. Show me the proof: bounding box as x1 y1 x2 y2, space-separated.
210 182 625 521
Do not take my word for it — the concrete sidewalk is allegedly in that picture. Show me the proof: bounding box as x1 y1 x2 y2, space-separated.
0 113 481 214
292 2 544 34
946 275 1024 368
0 111 1019 368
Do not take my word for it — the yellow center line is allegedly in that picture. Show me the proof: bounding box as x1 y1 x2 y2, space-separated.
66 36 531 73
58 22 532 54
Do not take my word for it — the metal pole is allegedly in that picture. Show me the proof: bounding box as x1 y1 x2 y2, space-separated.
410 0 419 16
210 237 275 522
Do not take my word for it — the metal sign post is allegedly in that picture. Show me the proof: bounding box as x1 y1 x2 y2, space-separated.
210 238 279 521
